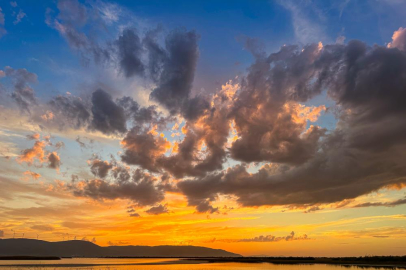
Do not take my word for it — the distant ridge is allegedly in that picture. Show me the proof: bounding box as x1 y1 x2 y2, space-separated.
0 239 242 258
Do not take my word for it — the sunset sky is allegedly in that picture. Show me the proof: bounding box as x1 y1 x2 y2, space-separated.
1 0 406 257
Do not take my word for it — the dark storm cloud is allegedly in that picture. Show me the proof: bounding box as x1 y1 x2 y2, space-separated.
177 38 406 210
4 66 38 113
323 41 406 152
179 139 406 208
91 89 127 134
150 29 199 115
71 168 165 207
116 28 145 77
145 204 169 215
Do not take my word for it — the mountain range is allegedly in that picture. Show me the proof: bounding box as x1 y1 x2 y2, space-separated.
0 239 241 257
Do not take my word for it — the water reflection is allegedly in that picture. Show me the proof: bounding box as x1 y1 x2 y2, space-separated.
0 258 404 270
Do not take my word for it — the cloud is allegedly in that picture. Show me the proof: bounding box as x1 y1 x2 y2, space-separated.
97 2 121 25
335 226 406 239
121 127 171 172
0 175 70 200
0 7 6 38
177 34 406 211
48 152 61 169
46 0 110 65
57 0 87 27
54 141 65 150
17 135 61 170
195 200 219 214
26 133 40 140
304 206 322 213
122 86 231 178
91 89 127 134
45 2 206 123
70 168 165 207
143 26 166 82
116 28 145 77
48 94 91 129
7 17 406 215
17 140 47 165
43 90 167 137
278 0 326 44
13 9 26 25
3 66 38 113
149 29 200 115
23 170 41 180
353 198 406 208
233 231 309 242
0 230 3 237
145 204 169 215
387 27 406 51
229 43 327 165
30 224 54 231
89 159 112 178
75 136 88 148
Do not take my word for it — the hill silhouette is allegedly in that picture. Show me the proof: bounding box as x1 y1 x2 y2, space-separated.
0 239 241 257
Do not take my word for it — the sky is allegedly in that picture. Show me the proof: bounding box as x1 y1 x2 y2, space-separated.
0 0 406 257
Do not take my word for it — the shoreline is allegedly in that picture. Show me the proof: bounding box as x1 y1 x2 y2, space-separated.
186 257 406 269
0 257 405 269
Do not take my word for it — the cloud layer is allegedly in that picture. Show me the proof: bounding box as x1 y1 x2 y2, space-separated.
2 0 406 216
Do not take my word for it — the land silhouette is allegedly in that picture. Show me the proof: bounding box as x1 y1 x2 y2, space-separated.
0 239 241 258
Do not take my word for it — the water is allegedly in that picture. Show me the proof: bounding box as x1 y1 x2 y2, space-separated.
0 258 402 270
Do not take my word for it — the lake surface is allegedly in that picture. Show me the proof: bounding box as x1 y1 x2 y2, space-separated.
0 258 403 270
